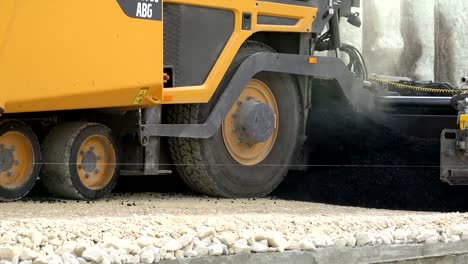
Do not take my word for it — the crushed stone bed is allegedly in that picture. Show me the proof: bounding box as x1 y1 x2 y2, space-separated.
0 194 467 264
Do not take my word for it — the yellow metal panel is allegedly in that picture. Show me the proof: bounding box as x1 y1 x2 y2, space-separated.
0 0 163 113
460 114 468 130
161 0 317 105
0 0 316 113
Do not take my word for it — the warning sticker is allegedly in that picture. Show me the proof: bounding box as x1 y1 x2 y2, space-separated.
133 89 149 105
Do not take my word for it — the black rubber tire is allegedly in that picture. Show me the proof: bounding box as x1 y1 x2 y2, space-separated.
168 41 303 198
0 120 41 201
41 122 120 200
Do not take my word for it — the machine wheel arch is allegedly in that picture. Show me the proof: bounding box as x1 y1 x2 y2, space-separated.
168 41 305 198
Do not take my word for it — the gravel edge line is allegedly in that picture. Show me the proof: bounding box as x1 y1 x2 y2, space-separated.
161 241 468 264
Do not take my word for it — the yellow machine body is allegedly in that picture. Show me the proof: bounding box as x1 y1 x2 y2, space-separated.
0 0 316 114
0 0 164 113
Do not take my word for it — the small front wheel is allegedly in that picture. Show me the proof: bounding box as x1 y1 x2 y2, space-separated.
41 122 120 200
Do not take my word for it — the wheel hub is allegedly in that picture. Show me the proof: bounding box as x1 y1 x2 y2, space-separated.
222 79 279 166
233 101 275 145
77 135 115 190
0 147 15 173
0 131 34 189
80 149 98 173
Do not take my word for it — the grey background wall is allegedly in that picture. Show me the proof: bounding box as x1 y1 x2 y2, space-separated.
342 1 467 84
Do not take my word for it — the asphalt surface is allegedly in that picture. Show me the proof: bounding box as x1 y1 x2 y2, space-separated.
277 106 468 212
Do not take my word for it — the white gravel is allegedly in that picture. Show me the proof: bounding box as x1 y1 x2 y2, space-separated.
0 194 467 263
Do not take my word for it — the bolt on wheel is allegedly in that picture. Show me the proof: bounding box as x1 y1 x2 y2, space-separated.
0 120 41 201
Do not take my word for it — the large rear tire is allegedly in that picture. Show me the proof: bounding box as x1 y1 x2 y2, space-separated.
168 41 303 198
41 122 120 200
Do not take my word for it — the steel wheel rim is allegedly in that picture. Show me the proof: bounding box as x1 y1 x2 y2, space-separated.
77 135 116 190
222 79 279 166
0 132 34 189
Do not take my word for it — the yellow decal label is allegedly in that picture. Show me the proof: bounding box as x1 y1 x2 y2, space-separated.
133 89 148 105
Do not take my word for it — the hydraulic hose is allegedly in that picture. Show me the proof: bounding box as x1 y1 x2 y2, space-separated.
340 43 368 80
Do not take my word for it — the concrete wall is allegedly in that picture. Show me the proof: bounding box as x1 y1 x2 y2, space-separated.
434 0 468 83
360 0 467 83
362 1 403 77
400 0 435 80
